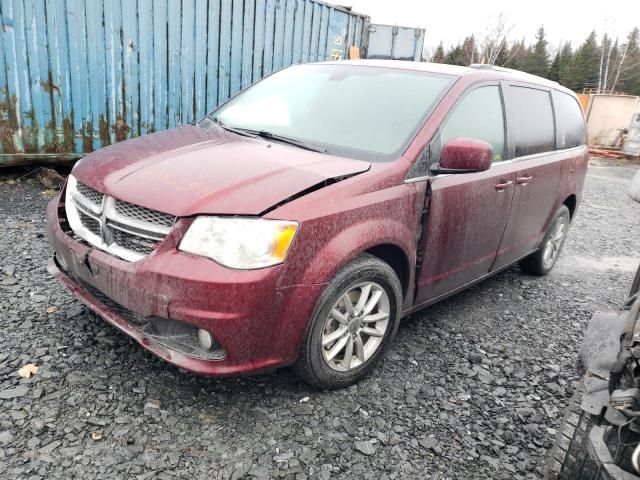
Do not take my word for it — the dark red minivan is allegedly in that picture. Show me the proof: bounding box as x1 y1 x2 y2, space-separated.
47 61 588 389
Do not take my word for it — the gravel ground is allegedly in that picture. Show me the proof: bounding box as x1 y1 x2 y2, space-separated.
1 159 639 480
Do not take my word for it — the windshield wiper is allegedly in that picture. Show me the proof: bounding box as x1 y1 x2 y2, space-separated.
251 130 328 153
208 117 327 153
209 117 258 138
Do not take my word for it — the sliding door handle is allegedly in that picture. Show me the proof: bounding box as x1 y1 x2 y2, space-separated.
516 175 533 185
495 180 513 191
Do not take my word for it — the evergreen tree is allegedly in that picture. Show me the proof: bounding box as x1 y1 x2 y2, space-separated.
557 43 574 87
431 27 639 95
549 52 561 81
445 44 464 66
524 26 550 77
614 28 640 95
431 42 446 63
493 39 510 66
565 31 600 91
503 39 527 70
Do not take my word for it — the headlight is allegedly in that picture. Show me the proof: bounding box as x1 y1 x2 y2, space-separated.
178 216 298 269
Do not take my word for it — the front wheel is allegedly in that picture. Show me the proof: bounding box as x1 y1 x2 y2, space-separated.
293 254 402 390
520 205 571 276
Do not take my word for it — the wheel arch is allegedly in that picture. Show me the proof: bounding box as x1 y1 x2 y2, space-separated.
365 244 411 299
281 218 417 309
563 193 577 219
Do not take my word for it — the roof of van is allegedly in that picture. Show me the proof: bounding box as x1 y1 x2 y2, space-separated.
318 59 565 92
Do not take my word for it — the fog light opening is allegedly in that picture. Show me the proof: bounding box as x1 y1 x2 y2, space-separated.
197 329 214 350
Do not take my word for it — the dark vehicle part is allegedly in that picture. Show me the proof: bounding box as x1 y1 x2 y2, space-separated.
545 384 600 479
610 389 640 410
629 268 640 305
546 264 640 479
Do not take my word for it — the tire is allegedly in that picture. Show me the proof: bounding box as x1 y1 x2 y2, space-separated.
520 205 571 276
545 383 601 479
293 254 402 390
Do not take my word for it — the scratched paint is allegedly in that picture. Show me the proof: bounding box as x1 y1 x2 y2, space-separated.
0 0 368 164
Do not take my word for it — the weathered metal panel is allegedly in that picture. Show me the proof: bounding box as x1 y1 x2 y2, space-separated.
0 0 369 164
366 23 425 62
624 100 640 157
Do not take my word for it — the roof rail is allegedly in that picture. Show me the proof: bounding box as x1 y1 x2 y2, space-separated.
469 63 494 70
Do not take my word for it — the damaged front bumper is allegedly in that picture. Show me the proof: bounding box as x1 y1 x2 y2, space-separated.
587 426 640 480
46 195 323 376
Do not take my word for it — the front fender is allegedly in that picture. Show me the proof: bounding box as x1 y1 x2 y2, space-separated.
301 217 415 287
277 183 424 294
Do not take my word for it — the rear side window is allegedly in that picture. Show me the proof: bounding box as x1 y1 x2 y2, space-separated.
553 91 586 148
507 86 555 156
438 85 506 162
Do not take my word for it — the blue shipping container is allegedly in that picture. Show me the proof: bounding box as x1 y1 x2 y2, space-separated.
0 0 368 164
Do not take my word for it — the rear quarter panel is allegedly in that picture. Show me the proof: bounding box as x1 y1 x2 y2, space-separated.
554 146 589 223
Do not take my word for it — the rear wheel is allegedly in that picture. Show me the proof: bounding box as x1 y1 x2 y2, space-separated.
520 205 570 276
294 254 402 390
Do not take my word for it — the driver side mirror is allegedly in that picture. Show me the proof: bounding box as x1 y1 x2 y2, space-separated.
431 137 493 174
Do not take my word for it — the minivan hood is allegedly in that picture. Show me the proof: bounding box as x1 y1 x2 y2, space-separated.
72 125 370 216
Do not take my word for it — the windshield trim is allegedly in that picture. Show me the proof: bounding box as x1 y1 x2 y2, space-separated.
200 64 459 162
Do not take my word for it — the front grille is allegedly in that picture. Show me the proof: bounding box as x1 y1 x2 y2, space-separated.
115 200 175 229
77 183 104 207
111 228 159 255
78 210 101 237
67 180 177 261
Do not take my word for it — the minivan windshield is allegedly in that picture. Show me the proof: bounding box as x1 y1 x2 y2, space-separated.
201 64 455 161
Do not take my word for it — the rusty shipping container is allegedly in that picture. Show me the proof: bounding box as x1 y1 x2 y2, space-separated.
0 0 369 164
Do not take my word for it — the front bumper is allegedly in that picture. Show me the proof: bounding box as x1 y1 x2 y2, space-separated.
46 195 323 376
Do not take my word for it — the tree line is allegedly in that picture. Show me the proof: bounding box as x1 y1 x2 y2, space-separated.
428 24 640 96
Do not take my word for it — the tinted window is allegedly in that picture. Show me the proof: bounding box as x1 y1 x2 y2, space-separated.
508 86 555 156
439 86 505 162
204 65 454 161
553 91 586 148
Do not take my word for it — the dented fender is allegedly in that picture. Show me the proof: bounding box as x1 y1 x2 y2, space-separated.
274 182 425 300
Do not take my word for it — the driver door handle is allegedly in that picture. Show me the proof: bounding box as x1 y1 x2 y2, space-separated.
495 180 513 191
516 175 533 185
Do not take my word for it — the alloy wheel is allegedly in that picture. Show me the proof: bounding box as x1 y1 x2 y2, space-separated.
542 215 568 269
321 282 390 372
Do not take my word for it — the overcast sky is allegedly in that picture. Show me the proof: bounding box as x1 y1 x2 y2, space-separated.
344 0 639 53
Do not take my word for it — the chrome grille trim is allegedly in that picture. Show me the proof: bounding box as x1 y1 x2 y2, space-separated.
64 175 177 262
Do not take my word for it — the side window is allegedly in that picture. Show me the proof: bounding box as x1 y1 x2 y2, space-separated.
438 86 505 162
553 91 587 148
507 86 555 156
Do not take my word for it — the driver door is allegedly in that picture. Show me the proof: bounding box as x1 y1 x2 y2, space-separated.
413 83 518 305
